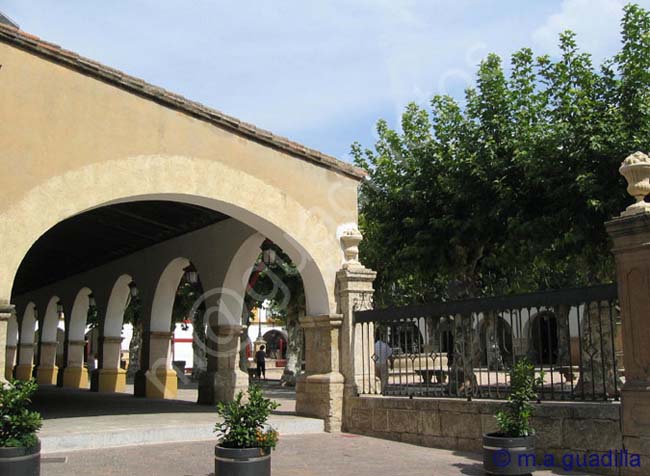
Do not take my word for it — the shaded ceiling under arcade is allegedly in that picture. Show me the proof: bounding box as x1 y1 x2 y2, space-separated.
11 201 229 296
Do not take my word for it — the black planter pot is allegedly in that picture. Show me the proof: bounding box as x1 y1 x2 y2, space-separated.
0 441 40 476
483 433 535 476
214 445 270 476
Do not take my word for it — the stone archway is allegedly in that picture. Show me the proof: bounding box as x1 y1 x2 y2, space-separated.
0 27 371 431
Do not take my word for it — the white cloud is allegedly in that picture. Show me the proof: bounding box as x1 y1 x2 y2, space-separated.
5 0 648 159
532 0 628 62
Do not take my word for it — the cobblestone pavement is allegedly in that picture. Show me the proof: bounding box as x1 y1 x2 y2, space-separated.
41 433 585 476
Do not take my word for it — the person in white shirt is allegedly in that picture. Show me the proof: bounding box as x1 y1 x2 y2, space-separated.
374 336 393 393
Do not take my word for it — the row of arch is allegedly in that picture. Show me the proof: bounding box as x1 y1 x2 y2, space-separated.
378 312 570 367
5 223 294 401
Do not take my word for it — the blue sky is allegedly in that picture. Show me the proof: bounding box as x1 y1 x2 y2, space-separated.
1 0 648 162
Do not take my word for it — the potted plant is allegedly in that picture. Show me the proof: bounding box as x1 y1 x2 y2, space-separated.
0 379 43 476
483 358 543 476
214 385 279 476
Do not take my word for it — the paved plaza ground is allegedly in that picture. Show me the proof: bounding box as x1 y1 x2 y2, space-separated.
40 433 587 476
31 381 590 475
33 381 313 453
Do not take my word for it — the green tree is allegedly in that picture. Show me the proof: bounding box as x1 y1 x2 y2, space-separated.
353 3 650 306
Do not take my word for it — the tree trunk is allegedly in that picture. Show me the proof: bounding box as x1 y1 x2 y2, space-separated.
448 313 479 396
574 301 622 398
555 304 571 367
126 323 142 381
281 310 303 387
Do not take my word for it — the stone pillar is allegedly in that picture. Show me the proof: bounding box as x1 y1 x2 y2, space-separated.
336 263 376 399
0 304 11 384
144 331 177 399
61 340 89 389
5 345 16 380
15 344 35 381
198 324 249 405
295 314 345 432
606 151 650 474
97 337 126 393
295 226 377 432
36 341 58 385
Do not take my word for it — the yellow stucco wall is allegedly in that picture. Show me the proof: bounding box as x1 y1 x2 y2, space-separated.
0 41 360 313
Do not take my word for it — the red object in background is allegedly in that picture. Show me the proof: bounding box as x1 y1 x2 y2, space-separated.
275 359 287 367
246 343 252 358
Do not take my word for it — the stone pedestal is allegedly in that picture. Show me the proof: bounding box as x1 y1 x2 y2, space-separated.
98 368 126 393
296 314 345 432
145 368 178 399
144 331 177 399
607 213 650 473
0 306 10 384
15 343 34 381
62 366 89 389
198 324 248 405
62 340 89 389
36 341 58 385
97 337 126 393
5 345 16 380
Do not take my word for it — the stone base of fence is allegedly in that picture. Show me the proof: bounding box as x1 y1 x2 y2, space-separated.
344 396 622 476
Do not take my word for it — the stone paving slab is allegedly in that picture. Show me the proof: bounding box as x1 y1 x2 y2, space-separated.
41 433 588 476
33 384 319 453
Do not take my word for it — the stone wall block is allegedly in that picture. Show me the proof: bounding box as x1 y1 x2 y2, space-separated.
530 417 563 450
419 410 442 436
372 408 389 432
562 419 623 451
441 412 481 439
387 409 419 434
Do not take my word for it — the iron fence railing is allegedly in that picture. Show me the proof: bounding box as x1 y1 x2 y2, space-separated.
354 284 621 401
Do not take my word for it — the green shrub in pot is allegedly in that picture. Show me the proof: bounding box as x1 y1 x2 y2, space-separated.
214 385 279 476
0 379 43 476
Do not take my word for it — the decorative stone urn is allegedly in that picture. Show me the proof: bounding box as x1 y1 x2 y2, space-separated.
340 227 363 269
620 151 650 216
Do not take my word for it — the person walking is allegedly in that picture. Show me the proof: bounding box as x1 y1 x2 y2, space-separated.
255 345 267 380
374 336 393 393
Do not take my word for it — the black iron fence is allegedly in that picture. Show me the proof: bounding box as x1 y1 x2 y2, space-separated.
354 284 621 401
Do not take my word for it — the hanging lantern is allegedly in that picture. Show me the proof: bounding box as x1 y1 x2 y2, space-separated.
88 293 96 307
128 281 139 298
183 265 199 284
263 247 276 266
261 239 277 266
56 301 64 319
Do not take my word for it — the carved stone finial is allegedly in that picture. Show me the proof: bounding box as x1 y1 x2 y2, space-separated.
620 151 650 216
340 227 363 269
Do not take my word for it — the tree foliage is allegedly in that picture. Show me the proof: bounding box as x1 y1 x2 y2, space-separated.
245 245 305 325
353 4 650 306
